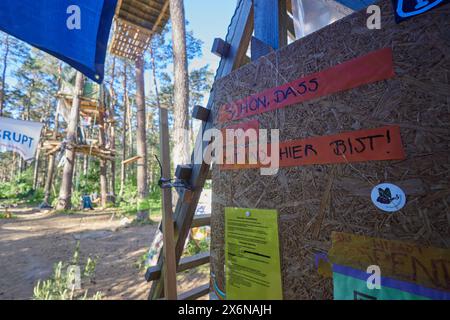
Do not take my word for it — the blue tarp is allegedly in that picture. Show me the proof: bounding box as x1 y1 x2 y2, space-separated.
334 0 378 11
0 0 117 83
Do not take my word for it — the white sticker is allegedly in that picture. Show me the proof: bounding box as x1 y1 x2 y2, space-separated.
371 183 406 212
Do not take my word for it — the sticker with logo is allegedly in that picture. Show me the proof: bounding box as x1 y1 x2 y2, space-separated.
392 0 449 23
371 183 406 212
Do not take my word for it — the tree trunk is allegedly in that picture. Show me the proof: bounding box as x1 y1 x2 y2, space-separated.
109 57 117 201
83 154 89 175
0 35 9 116
170 0 190 171
11 152 16 180
56 71 84 210
43 126 57 205
135 57 148 221
119 63 128 197
127 93 133 156
42 65 63 206
98 87 108 208
32 143 41 190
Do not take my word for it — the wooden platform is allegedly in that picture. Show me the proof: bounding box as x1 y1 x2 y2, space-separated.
57 94 106 118
41 140 115 161
110 0 170 60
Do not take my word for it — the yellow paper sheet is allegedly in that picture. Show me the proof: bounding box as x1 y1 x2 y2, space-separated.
225 207 283 300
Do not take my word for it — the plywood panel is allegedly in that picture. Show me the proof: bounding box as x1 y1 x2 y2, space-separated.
210 0 450 300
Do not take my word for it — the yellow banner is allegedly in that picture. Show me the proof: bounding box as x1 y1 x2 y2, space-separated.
329 232 450 292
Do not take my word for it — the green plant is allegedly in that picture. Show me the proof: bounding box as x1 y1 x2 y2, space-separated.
32 242 102 300
0 168 34 199
183 237 210 256
71 190 82 208
117 187 162 219
0 212 16 219
134 251 150 271
25 188 44 205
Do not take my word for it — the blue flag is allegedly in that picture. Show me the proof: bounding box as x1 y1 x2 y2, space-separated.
0 0 118 83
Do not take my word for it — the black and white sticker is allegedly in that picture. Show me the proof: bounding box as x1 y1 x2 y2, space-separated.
371 183 406 212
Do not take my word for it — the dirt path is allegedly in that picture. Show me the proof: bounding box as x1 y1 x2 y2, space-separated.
0 207 208 300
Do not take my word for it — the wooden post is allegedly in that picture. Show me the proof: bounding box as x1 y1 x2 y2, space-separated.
148 0 254 300
135 57 149 220
253 0 287 50
56 71 84 210
150 45 178 300
43 113 58 205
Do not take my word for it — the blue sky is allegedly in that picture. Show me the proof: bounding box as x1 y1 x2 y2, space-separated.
184 0 237 71
145 0 237 97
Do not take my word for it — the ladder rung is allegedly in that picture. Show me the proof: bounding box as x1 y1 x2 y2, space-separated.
145 251 210 282
159 211 208 233
178 283 210 300
191 214 211 228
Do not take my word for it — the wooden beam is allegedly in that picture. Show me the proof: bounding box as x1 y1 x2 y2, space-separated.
286 0 292 14
148 0 254 300
178 284 210 300
175 164 193 181
192 105 210 122
152 0 170 34
254 0 287 51
211 38 231 58
122 155 142 165
251 36 273 61
286 14 295 40
158 51 178 299
215 0 254 79
191 214 211 228
145 252 210 281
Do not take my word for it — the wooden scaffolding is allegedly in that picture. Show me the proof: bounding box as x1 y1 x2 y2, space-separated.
41 79 115 162
110 0 170 60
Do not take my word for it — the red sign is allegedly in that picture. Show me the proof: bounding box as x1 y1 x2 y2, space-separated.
221 126 405 170
218 48 395 123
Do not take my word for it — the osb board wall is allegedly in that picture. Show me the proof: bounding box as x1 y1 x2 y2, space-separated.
210 0 450 300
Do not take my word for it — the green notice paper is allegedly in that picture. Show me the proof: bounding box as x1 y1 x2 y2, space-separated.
225 207 283 300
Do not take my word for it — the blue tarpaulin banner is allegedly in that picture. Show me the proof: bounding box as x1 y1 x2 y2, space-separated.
0 0 117 83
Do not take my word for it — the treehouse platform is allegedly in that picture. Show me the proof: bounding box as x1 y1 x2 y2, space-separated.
41 140 115 161
110 0 170 61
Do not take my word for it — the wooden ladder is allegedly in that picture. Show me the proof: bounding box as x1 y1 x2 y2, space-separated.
146 0 254 300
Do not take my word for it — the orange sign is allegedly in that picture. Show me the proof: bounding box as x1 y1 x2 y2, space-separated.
221 126 405 170
218 48 395 123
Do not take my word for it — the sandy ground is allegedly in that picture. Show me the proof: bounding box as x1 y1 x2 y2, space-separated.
0 207 208 300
